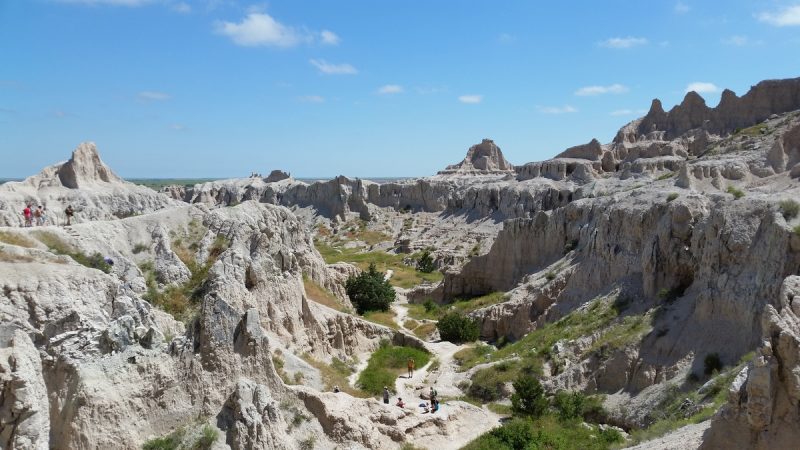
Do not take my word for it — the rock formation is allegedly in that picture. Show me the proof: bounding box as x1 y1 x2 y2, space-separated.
438 139 515 175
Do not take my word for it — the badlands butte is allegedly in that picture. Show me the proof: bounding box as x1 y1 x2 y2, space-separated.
2 77 800 450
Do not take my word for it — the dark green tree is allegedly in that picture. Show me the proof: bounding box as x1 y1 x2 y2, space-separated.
511 374 548 418
345 263 396 314
436 312 479 343
416 249 435 273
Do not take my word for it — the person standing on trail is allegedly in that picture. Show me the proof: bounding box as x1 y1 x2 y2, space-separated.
23 204 32 227
33 206 42 226
382 386 390 404
429 386 437 402
64 205 74 226
39 206 47 226
407 358 415 378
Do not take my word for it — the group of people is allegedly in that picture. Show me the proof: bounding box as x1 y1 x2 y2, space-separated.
21 204 47 227
20 204 75 227
382 385 440 414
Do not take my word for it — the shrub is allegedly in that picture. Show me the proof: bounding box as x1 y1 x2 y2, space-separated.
666 193 679 202
437 312 480 343
34 231 111 273
196 425 218 449
598 426 624 444
780 199 800 220
468 367 507 402
345 263 396 314
298 436 316 450
726 186 744 199
487 418 535 449
545 271 556 281
511 375 548 418
416 249 435 273
704 353 722 376
423 299 438 313
553 391 586 420
132 243 150 254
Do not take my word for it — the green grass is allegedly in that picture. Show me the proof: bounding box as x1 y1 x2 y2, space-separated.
794 225 800 236
406 293 508 322
735 123 769 137
362 310 399 329
315 240 443 289
33 231 111 273
142 423 218 450
411 322 437 340
463 416 621 450
0 231 36 248
488 402 513 416
300 354 369 398
780 199 800 220
453 344 495 370
726 186 745 199
357 342 430 395
657 172 675 181
303 275 349 312
628 359 749 445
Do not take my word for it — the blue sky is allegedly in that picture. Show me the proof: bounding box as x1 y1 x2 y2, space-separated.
2 0 800 178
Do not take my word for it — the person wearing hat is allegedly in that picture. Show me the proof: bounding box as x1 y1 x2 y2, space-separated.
382 386 390 404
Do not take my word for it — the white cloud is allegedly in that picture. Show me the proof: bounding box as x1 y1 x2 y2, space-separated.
377 85 403 95
137 91 171 101
309 59 358 75
298 95 325 103
172 2 190 13
757 5 800 26
674 1 690 14
458 95 483 104
685 82 720 94
598 36 648 49
538 105 578 114
574 83 629 96
320 30 340 45
215 13 307 47
610 109 634 116
497 33 515 44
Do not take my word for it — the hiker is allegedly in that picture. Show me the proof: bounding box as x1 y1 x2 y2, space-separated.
431 399 439 413
23 204 32 227
333 385 340 393
33 206 42 226
407 357 415 378
38 206 47 226
65 205 74 226
429 386 437 402
396 398 405 408
383 386 390 404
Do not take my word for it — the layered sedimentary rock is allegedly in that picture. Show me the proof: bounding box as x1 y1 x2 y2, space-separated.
438 139 515 174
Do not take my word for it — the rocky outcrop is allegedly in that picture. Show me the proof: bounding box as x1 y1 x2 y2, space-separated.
700 276 800 450
0 142 176 226
619 78 800 141
439 139 515 175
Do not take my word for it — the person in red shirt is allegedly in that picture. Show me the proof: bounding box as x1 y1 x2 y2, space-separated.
23 204 32 227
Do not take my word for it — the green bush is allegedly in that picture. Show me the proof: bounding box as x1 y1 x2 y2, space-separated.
357 343 430 394
416 249 435 273
704 353 722 376
423 299 438 313
487 418 535 449
666 193 679 202
345 263 396 314
511 375 548 418
726 186 744 199
553 391 586 420
468 367 509 402
780 199 800 220
437 312 480 343
132 243 150 254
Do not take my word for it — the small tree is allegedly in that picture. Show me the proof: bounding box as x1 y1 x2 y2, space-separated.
511 374 548 418
437 312 479 343
345 263 396 314
416 249 435 273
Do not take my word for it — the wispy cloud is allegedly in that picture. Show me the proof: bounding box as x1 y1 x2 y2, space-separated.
172 2 190 13
309 59 358 75
685 82 719 94
377 85 403 95
538 105 577 114
721 35 754 46
56 0 154 5
674 1 690 14
320 30 340 45
757 5 800 26
574 83 629 96
497 33 515 44
298 95 325 103
170 124 188 131
137 91 171 101
598 37 648 49
458 95 483 104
